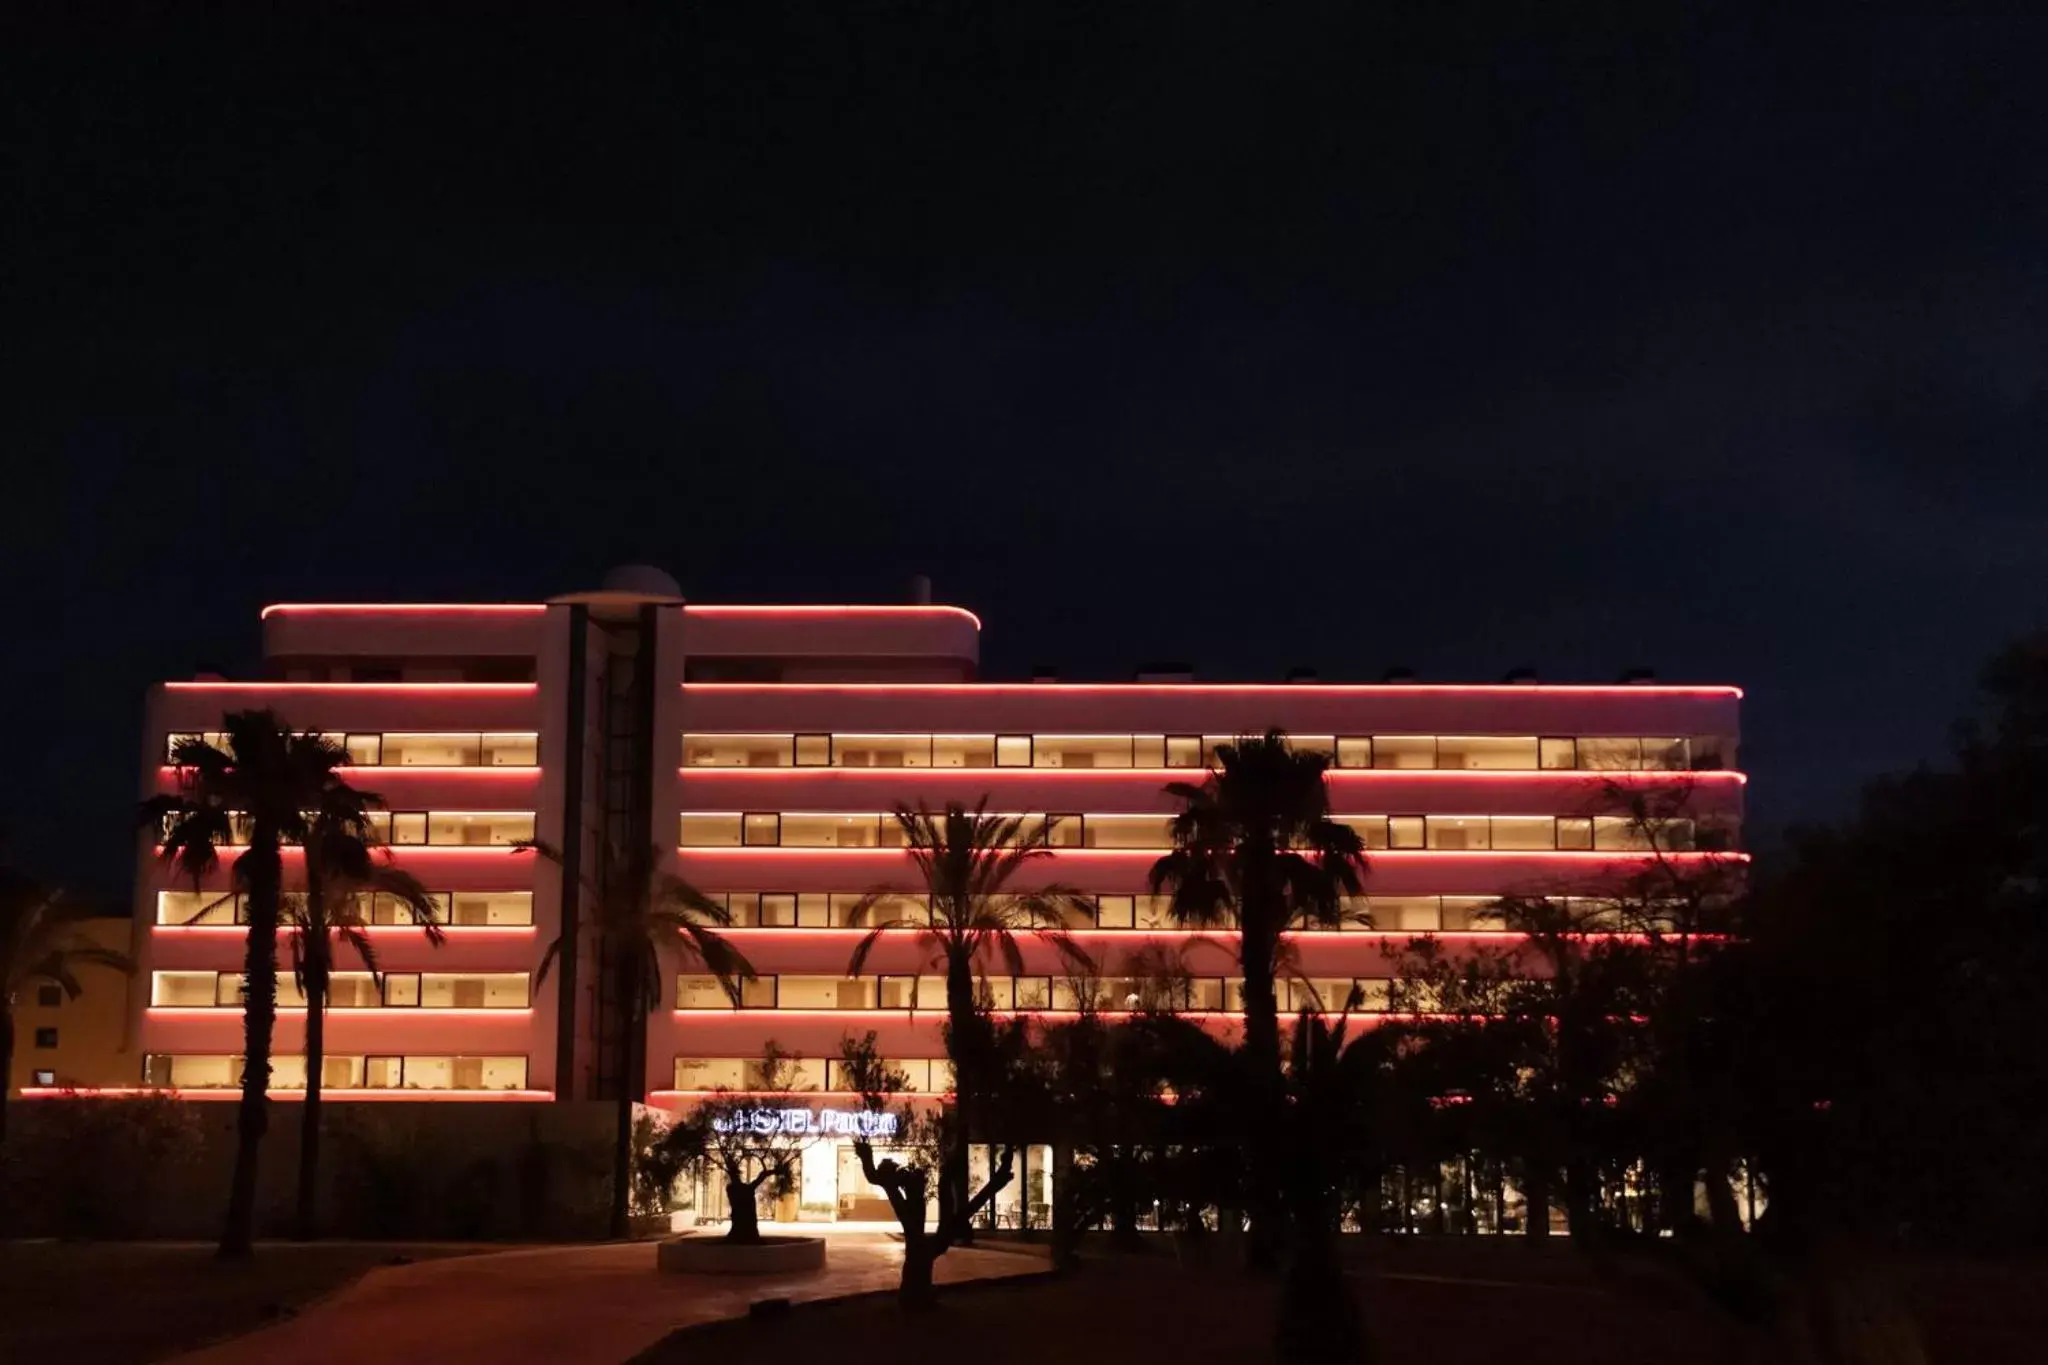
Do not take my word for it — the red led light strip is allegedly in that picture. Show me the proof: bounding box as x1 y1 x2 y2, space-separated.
19 1087 553 1102
260 603 546 619
683 681 1740 697
685 604 983 632
164 682 539 694
678 767 1748 785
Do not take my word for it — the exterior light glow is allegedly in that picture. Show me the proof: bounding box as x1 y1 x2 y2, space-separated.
711 1108 899 1137
260 603 547 619
683 681 1741 698
685 604 983 632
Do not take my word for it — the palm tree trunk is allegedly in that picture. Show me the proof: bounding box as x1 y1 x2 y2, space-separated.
223 845 282 1258
1238 929 1284 1270
0 1011 16 1148
296 981 326 1240
944 952 978 1245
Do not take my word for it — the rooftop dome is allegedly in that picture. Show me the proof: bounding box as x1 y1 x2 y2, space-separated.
600 564 683 599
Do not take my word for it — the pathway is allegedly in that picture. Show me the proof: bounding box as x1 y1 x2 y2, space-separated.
171 1233 1049 1365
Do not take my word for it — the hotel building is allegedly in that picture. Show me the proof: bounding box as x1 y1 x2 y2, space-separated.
128 568 1743 1225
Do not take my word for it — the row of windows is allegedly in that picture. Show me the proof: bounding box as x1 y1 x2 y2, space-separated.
156 890 535 927
152 971 530 1009
679 972 1461 1015
675 1055 952 1092
697 891 1662 932
167 731 539 767
682 811 1698 852
142 1054 530 1091
164 810 536 848
683 732 1710 772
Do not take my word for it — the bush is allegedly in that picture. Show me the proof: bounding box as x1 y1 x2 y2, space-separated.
0 1095 202 1237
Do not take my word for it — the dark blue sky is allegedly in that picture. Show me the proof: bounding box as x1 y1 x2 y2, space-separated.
9 5 2047 898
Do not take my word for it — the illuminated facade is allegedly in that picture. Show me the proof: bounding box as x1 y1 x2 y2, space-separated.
116 569 1744 1224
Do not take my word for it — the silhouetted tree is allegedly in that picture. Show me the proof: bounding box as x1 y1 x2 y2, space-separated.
518 837 754 1240
1151 729 1368 1267
657 1042 816 1242
0 863 132 1145
144 713 371 1258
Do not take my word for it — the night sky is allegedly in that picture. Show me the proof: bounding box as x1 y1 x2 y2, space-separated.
10 5 2047 901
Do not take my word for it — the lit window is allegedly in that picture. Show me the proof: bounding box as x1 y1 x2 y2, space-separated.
835 734 931 768
1436 737 1539 769
932 734 995 767
1426 817 1490 851
383 733 484 767
1557 817 1593 850
742 813 780 846
1335 737 1373 768
1133 735 1166 767
680 814 742 846
995 735 1033 767
1372 736 1436 769
794 734 833 766
153 972 218 1007
1578 738 1644 771
32 1069 54 1086
1539 737 1577 770
482 733 539 765
1034 735 1133 769
1488 817 1556 850
1164 736 1202 768
344 734 383 765
1387 817 1425 850
391 813 427 845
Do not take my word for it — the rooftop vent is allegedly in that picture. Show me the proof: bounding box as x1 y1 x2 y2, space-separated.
1285 665 1319 684
1137 661 1194 683
1618 666 1657 684
1381 665 1417 683
1502 666 1538 684
910 574 932 605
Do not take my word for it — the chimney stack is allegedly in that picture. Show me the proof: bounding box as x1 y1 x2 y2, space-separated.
909 574 933 605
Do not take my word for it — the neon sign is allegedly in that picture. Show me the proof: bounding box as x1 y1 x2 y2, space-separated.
712 1108 900 1138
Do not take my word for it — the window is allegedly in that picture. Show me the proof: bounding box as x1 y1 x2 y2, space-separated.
1488 816 1556 850
1557 817 1593 850
1642 737 1690 770
794 734 833 766
779 976 875 1009
448 891 533 926
835 734 931 768
1578 737 1643 770
32 1069 54 1086
1336 737 1373 768
1163 736 1202 768
153 972 218 1006
1539 737 1577 770
1436 736 1539 769
878 976 947 1009
680 813 742 846
742 813 781 846
481 733 539 765
345 734 383 765
674 1057 747 1089
932 734 995 767
1373 897 1441 932
1426 816 1490 850
1387 816 1425 850
390 812 428 845
34 1028 57 1049
1133 735 1166 767
1094 895 1134 929
35 984 63 1008
419 974 529 1008
1034 735 1133 769
995 735 1033 767
1373 736 1436 769
780 813 879 847
1336 815 1389 849
157 890 236 925
426 812 532 846
684 733 793 767
677 976 737 1009
382 733 484 767
1081 816 1172 849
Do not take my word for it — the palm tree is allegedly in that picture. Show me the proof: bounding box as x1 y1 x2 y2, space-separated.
1 867 133 1144
846 800 1093 1223
516 837 753 1240
144 710 376 1257
288 821 443 1240
1149 728 1368 1266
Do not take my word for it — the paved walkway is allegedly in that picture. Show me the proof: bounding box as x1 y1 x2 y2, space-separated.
172 1234 1049 1365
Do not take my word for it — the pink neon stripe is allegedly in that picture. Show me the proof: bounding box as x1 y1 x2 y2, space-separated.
683 681 1741 698
146 1007 534 1019
698 927 1706 944
150 924 537 937
678 766 1747 785
159 766 540 777
156 845 538 856
667 1008 1450 1023
18 1087 553 1102
164 682 539 694
685 604 983 632
260 603 546 619
676 846 1748 863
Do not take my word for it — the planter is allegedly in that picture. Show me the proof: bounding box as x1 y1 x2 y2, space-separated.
656 1233 827 1275
629 1211 678 1239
